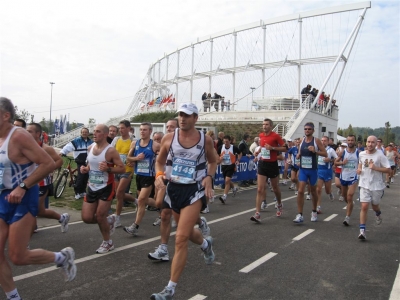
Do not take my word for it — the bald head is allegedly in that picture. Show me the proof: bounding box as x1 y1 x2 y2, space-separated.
366 135 377 153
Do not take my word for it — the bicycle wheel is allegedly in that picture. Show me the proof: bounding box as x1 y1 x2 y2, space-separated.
52 167 62 181
54 173 68 199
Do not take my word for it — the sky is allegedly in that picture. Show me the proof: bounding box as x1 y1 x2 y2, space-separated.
0 0 399 129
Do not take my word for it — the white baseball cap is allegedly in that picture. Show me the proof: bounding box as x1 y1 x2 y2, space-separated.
177 103 199 115
341 143 348 147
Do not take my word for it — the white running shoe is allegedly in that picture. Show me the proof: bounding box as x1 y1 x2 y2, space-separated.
339 196 344 202
343 216 350 226
209 195 215 203
358 229 366 240
293 214 304 223
60 213 70 233
74 194 81 200
219 195 226 204
295 190 298 195
329 193 334 201
202 236 215 265
306 195 311 200
148 245 169 261
96 241 114 254
123 223 138 236
153 216 161 226
199 216 210 237
232 187 238 197
390 178 394 183
171 218 177 228
376 214 382 225
58 247 77 282
261 200 267 210
115 216 122 228
201 205 210 214
316 206 322 214
311 211 318 222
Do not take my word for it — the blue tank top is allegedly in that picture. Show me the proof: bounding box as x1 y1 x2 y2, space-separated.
300 137 318 170
133 139 156 176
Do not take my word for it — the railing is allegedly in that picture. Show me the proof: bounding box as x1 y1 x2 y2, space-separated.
272 123 287 137
251 95 301 111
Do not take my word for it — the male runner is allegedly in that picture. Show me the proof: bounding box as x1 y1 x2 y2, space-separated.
150 103 216 299
252 118 287 222
80 124 125 253
316 135 338 213
335 135 359 226
217 135 241 204
0 98 76 300
357 136 391 240
293 122 327 223
107 125 118 144
123 122 160 236
26 123 69 232
287 138 300 195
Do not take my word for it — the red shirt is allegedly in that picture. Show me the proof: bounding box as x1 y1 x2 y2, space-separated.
258 131 285 162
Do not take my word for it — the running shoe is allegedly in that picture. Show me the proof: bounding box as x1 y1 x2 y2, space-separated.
115 216 122 228
295 190 298 195
316 206 322 214
150 286 174 300
74 193 81 200
199 216 210 237
293 214 304 223
306 194 311 200
386 182 390 188
171 218 177 228
339 196 344 202
60 213 70 233
329 193 334 201
289 183 296 190
108 214 116 236
58 247 77 282
148 245 169 261
376 215 382 225
337 189 341 195
390 178 394 183
261 200 267 210
276 204 283 217
202 236 215 265
282 180 287 185
201 205 209 214
232 187 238 197
33 224 38 233
311 211 318 222
96 241 114 254
209 195 215 203
343 216 350 226
358 229 366 240
153 216 162 226
123 224 138 236
250 212 261 223
219 195 226 204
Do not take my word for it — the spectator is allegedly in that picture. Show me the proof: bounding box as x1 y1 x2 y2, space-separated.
202 92 210 112
238 134 256 186
249 137 260 154
13 118 26 128
329 138 338 151
217 131 224 149
202 92 207 101
301 84 312 102
221 98 226 112
227 100 231 111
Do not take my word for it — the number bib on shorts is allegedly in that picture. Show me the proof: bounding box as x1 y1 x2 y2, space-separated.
137 159 150 174
222 153 231 165
261 148 270 160
301 156 313 168
171 157 196 184
89 170 104 184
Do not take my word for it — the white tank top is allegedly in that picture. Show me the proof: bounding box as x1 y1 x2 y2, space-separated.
340 149 359 181
165 128 207 184
87 144 113 191
0 127 36 192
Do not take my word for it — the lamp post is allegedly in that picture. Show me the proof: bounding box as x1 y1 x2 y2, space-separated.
250 87 256 111
49 82 55 133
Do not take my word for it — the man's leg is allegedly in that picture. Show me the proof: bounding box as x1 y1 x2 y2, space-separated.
160 208 172 244
256 174 267 212
75 164 88 195
270 177 281 204
296 178 307 213
38 191 61 220
346 183 357 217
96 200 113 241
0 219 14 294
115 176 136 224
135 186 152 226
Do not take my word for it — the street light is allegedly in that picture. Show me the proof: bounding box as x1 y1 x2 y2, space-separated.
250 87 256 111
50 82 55 133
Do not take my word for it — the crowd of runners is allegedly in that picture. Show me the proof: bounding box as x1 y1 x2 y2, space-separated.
1 96 398 300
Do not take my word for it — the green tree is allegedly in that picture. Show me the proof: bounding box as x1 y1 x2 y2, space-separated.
337 127 343 136
14 106 32 122
347 124 354 136
40 117 49 132
384 122 391 145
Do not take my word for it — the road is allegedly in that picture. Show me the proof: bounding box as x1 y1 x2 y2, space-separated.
10 175 400 300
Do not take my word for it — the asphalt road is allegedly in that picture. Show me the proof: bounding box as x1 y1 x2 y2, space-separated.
9 174 400 300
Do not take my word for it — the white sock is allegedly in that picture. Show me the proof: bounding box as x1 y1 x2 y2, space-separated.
167 280 177 293
223 194 227 198
6 289 21 300
58 215 65 223
201 238 208 250
106 239 112 244
160 244 168 250
54 252 66 265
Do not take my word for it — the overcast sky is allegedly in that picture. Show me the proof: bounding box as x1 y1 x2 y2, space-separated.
0 0 398 129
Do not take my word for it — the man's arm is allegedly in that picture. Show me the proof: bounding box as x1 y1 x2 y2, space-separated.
44 145 64 169
315 138 328 157
105 148 125 174
59 141 75 156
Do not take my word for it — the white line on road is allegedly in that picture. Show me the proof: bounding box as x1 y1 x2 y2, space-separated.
292 229 315 241
343 206 347 209
389 263 400 300
188 294 207 300
239 252 278 273
323 214 338 222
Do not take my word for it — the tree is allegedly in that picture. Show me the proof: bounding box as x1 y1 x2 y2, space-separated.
88 118 96 125
347 124 354 136
14 106 32 122
337 127 343 136
384 122 391 145
40 117 49 132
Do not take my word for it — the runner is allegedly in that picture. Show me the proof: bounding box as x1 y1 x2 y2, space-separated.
0 98 76 300
80 124 125 253
287 138 300 195
150 103 216 299
385 144 397 187
293 122 327 223
26 123 69 232
106 125 118 144
112 120 136 227
123 122 160 236
316 136 338 213
217 135 241 204
357 136 391 240
335 143 347 201
335 135 359 226
252 118 287 222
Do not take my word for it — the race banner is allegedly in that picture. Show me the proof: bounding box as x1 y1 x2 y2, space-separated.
214 156 257 185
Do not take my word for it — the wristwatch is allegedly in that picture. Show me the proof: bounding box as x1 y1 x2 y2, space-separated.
19 182 29 191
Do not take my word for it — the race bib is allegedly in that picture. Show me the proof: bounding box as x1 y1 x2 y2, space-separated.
119 154 127 164
344 161 356 169
171 157 196 183
137 159 150 174
318 156 325 165
261 148 270 160
89 170 104 184
301 156 312 168
0 167 4 190
222 153 231 165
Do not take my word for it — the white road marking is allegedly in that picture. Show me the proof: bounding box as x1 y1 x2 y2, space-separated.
188 294 207 300
389 263 400 300
292 229 315 241
323 214 338 221
343 206 347 209
239 252 278 273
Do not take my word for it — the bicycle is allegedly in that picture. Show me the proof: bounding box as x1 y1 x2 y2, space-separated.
54 156 79 199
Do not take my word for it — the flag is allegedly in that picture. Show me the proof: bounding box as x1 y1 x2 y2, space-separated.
63 115 67 133
155 96 162 105
59 114 64 134
53 118 59 134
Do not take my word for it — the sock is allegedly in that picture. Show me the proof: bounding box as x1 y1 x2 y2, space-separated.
375 210 381 216
360 224 366 230
299 213 303 216
134 223 139 229
312 210 317 213
160 244 168 250
223 194 226 198
58 215 65 223
167 281 177 293
54 252 66 265
6 289 21 300
200 239 208 250
106 239 112 244
116 215 120 221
